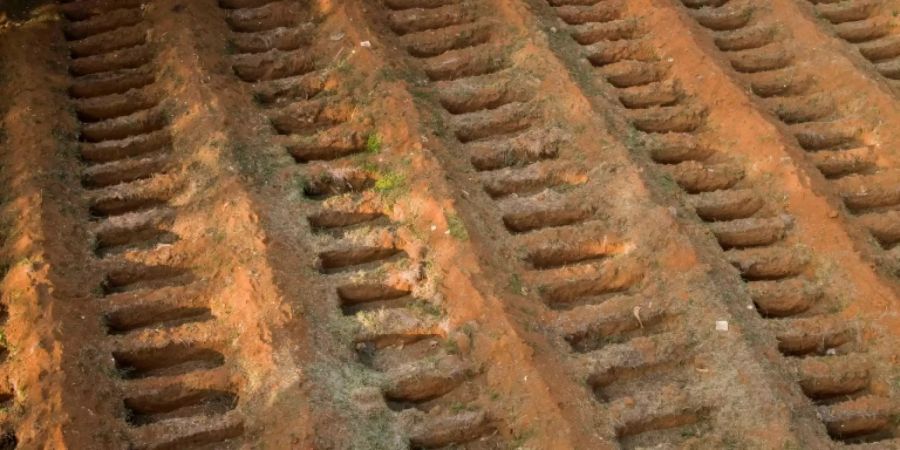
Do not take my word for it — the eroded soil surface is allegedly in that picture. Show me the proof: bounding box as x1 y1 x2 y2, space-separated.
0 0 897 449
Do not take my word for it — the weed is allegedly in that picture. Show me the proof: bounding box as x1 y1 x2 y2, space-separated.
510 428 535 449
508 274 525 295
13 257 33 271
826 299 845 314
720 434 742 450
444 211 468 240
410 88 434 104
325 48 352 76
624 126 645 151
461 322 475 344
97 358 122 379
374 171 404 192
163 74 184 93
354 310 384 334
206 227 226 244
553 182 578 194
585 333 626 350
231 141 279 184
443 338 460 355
424 107 448 138
51 127 77 157
656 172 680 194
366 133 382 154
411 299 442 318
358 161 379 174
376 68 398 83
405 220 427 242
450 402 467 413
305 355 399 449
381 68 418 83
374 170 407 205
12 383 24 406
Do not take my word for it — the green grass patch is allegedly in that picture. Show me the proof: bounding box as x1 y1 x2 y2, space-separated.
508 274 525 295
373 170 407 205
444 211 468 241
365 133 382 154
411 299 442 318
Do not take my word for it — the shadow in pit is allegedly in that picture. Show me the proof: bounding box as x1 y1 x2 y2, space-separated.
0 0 55 23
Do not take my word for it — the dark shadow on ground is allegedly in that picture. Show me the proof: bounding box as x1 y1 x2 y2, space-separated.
1 0 56 23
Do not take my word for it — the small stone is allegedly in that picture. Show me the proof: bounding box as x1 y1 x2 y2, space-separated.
360 40 371 48
550 26 557 33
715 320 729 332
828 210 838 218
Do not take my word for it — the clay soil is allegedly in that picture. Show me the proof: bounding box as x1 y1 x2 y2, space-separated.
0 0 897 449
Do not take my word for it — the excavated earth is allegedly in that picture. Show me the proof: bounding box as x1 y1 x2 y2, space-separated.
0 0 898 448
